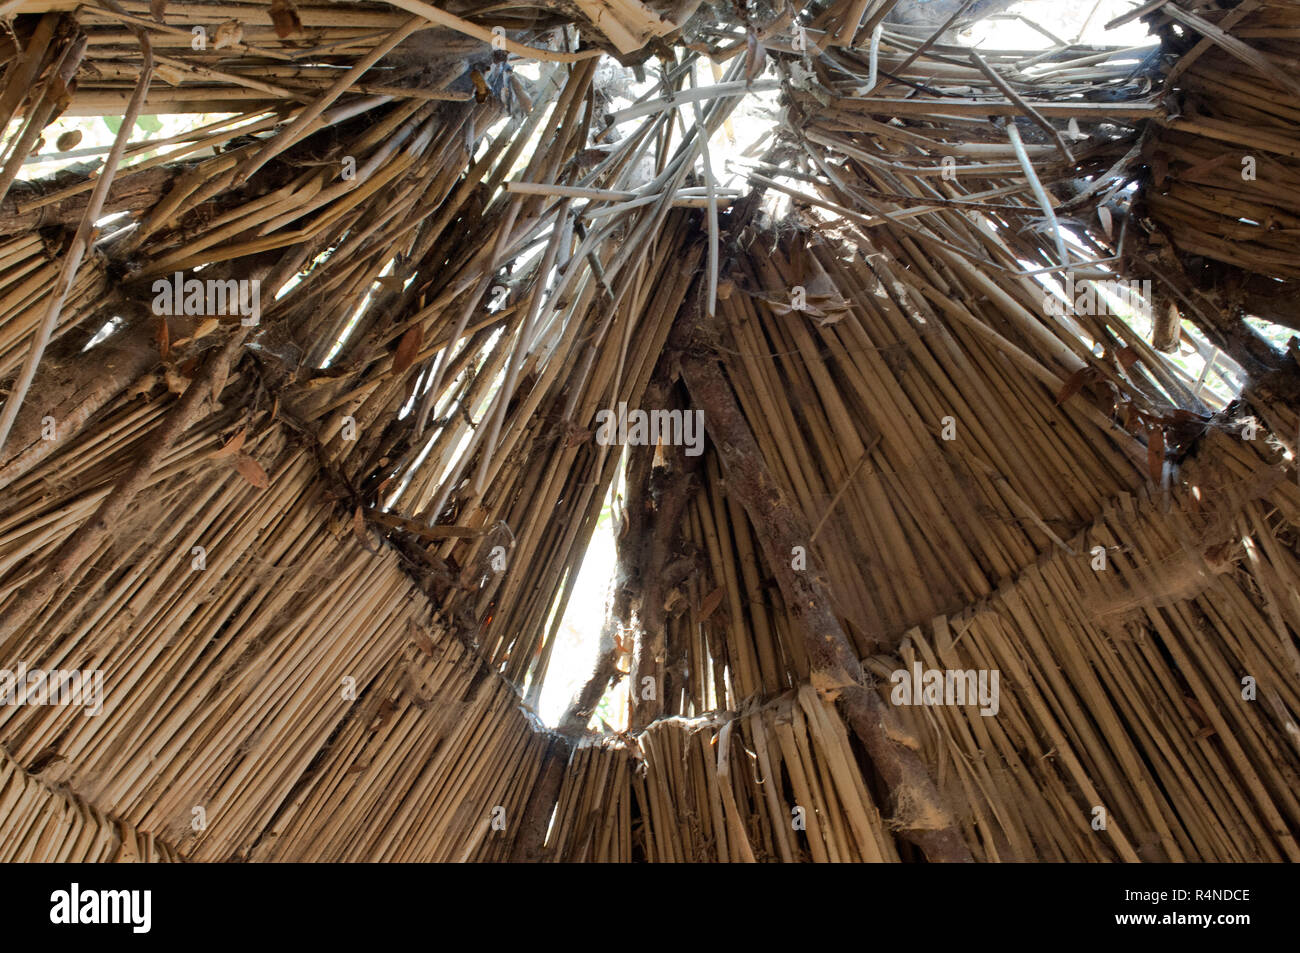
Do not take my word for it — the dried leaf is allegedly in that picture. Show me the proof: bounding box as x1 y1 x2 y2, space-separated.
1124 404 1141 432
470 69 489 104
269 0 302 37
353 505 378 553
126 373 159 401
1116 346 1140 371
232 452 269 489
408 619 436 657
153 63 188 87
55 130 82 152
209 427 247 459
565 426 592 449
46 76 71 115
149 0 166 20
1055 366 1092 404
214 20 243 50
156 315 170 359
193 317 220 341
393 325 422 375
164 366 189 396
368 698 397 731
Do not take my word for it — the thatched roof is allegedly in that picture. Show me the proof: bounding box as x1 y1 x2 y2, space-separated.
0 0 1297 862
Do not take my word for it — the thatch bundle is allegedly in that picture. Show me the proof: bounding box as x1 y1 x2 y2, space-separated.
0 0 1296 862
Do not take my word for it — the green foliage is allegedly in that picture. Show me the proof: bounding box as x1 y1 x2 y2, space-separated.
100 114 164 137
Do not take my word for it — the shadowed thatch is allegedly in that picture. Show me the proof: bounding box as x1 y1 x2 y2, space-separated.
0 0 1297 863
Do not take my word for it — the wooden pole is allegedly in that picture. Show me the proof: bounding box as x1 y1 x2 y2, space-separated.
680 333 973 862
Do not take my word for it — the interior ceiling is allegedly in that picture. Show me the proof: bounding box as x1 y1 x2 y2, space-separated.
0 0 1297 862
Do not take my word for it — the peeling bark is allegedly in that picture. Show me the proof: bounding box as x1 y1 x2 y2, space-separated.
680 345 974 863
507 735 569 862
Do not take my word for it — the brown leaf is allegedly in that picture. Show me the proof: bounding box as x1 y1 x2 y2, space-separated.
699 586 724 621
209 427 247 460
149 0 166 20
1124 405 1141 432
564 426 592 449
153 63 187 87
470 69 489 103
214 20 243 49
269 0 302 37
1116 346 1140 371
232 452 269 489
1146 426 1165 484
55 130 82 152
1055 366 1093 405
353 505 377 553
46 76 71 115
164 366 189 396
408 619 436 657
192 317 220 341
369 698 397 731
393 325 422 375
126 373 160 401
156 315 170 359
